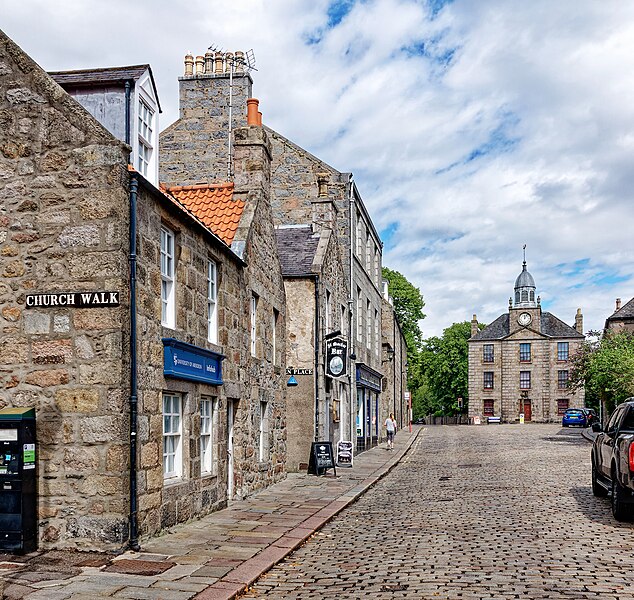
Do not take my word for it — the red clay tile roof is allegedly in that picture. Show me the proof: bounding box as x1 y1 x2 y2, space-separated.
165 183 244 245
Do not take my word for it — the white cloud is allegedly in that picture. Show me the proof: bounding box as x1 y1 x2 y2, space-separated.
3 0 634 337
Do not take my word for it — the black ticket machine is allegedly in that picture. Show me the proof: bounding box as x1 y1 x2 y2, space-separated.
0 407 37 553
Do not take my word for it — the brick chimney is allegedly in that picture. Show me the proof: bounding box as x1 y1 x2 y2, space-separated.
159 49 254 187
575 308 583 334
471 314 479 337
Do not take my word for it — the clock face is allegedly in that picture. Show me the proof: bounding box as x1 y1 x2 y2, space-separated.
518 312 532 326
329 356 344 376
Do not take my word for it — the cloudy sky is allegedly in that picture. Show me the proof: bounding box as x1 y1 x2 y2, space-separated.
3 0 634 337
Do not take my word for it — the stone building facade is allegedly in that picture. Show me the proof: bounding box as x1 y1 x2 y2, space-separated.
276 178 350 472
159 50 395 459
381 284 409 430
468 261 585 423
0 30 286 551
604 297 634 334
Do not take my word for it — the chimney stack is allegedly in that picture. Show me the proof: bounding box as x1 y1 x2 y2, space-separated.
616 298 622 311
575 308 583 334
312 173 337 233
471 314 479 337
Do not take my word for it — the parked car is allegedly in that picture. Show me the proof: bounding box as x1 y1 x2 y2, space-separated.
582 408 599 426
414 417 426 425
591 399 634 521
562 408 588 428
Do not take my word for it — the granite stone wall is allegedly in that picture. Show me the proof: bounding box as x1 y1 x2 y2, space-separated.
0 29 132 549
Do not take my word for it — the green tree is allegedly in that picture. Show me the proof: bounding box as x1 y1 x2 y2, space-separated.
420 321 477 416
568 330 634 420
381 267 426 355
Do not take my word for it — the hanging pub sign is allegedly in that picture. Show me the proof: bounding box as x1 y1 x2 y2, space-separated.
25 291 120 309
325 337 347 378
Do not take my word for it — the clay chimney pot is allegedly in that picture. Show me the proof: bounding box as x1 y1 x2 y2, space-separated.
257 111 263 126
184 53 194 77
235 51 245 73
195 56 204 75
204 51 214 74
247 98 260 126
225 52 234 73
214 52 224 74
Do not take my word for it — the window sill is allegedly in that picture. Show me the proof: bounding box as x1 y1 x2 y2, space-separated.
163 476 184 487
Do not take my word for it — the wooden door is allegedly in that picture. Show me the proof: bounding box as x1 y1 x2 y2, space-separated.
523 399 532 422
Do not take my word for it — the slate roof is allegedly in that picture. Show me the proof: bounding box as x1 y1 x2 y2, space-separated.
470 311 583 341
275 226 320 277
606 297 634 322
49 65 162 112
166 183 244 246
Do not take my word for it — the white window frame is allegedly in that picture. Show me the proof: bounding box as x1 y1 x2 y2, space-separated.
137 99 154 177
374 308 379 356
272 308 279 365
366 299 372 349
259 400 269 462
341 304 347 337
356 288 362 341
163 393 182 479
160 226 175 328
251 294 258 357
207 259 218 343
200 396 216 475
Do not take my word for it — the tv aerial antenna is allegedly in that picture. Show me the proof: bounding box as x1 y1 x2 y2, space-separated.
208 46 258 180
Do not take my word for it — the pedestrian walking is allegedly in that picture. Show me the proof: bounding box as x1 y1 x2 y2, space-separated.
385 413 397 450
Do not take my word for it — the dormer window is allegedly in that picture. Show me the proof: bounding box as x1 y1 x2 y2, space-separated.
138 99 154 177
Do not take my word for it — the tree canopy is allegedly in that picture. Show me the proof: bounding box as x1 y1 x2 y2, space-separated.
381 267 426 355
568 329 634 418
418 321 474 416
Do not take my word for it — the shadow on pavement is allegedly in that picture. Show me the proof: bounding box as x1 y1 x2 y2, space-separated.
569 486 634 527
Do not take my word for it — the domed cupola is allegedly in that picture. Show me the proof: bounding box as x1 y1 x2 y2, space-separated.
514 259 537 308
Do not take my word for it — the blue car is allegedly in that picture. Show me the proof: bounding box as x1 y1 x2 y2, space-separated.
562 408 588 427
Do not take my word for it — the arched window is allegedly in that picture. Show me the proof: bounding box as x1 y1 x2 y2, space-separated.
521 290 528 302
530 291 535 302
515 291 520 304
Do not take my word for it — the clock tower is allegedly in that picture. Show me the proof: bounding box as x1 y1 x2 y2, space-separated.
510 258 541 334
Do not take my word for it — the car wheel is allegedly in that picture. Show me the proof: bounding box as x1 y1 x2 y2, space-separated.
562 423 568 427
592 462 608 497
611 470 632 521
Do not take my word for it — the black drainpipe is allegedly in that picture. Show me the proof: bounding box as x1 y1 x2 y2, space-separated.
124 81 131 146
128 172 140 551
314 275 320 442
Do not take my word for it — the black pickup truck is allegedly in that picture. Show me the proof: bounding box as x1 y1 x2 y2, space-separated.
591 399 634 521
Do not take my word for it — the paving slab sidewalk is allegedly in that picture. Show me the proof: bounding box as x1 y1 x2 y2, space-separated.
0 427 422 600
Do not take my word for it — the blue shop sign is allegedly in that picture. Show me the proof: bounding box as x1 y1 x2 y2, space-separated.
162 338 224 385
356 364 382 392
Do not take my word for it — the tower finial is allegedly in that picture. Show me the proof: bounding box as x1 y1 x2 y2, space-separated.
522 244 527 269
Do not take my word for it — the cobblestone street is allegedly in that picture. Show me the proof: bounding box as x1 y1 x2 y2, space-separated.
242 425 634 600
